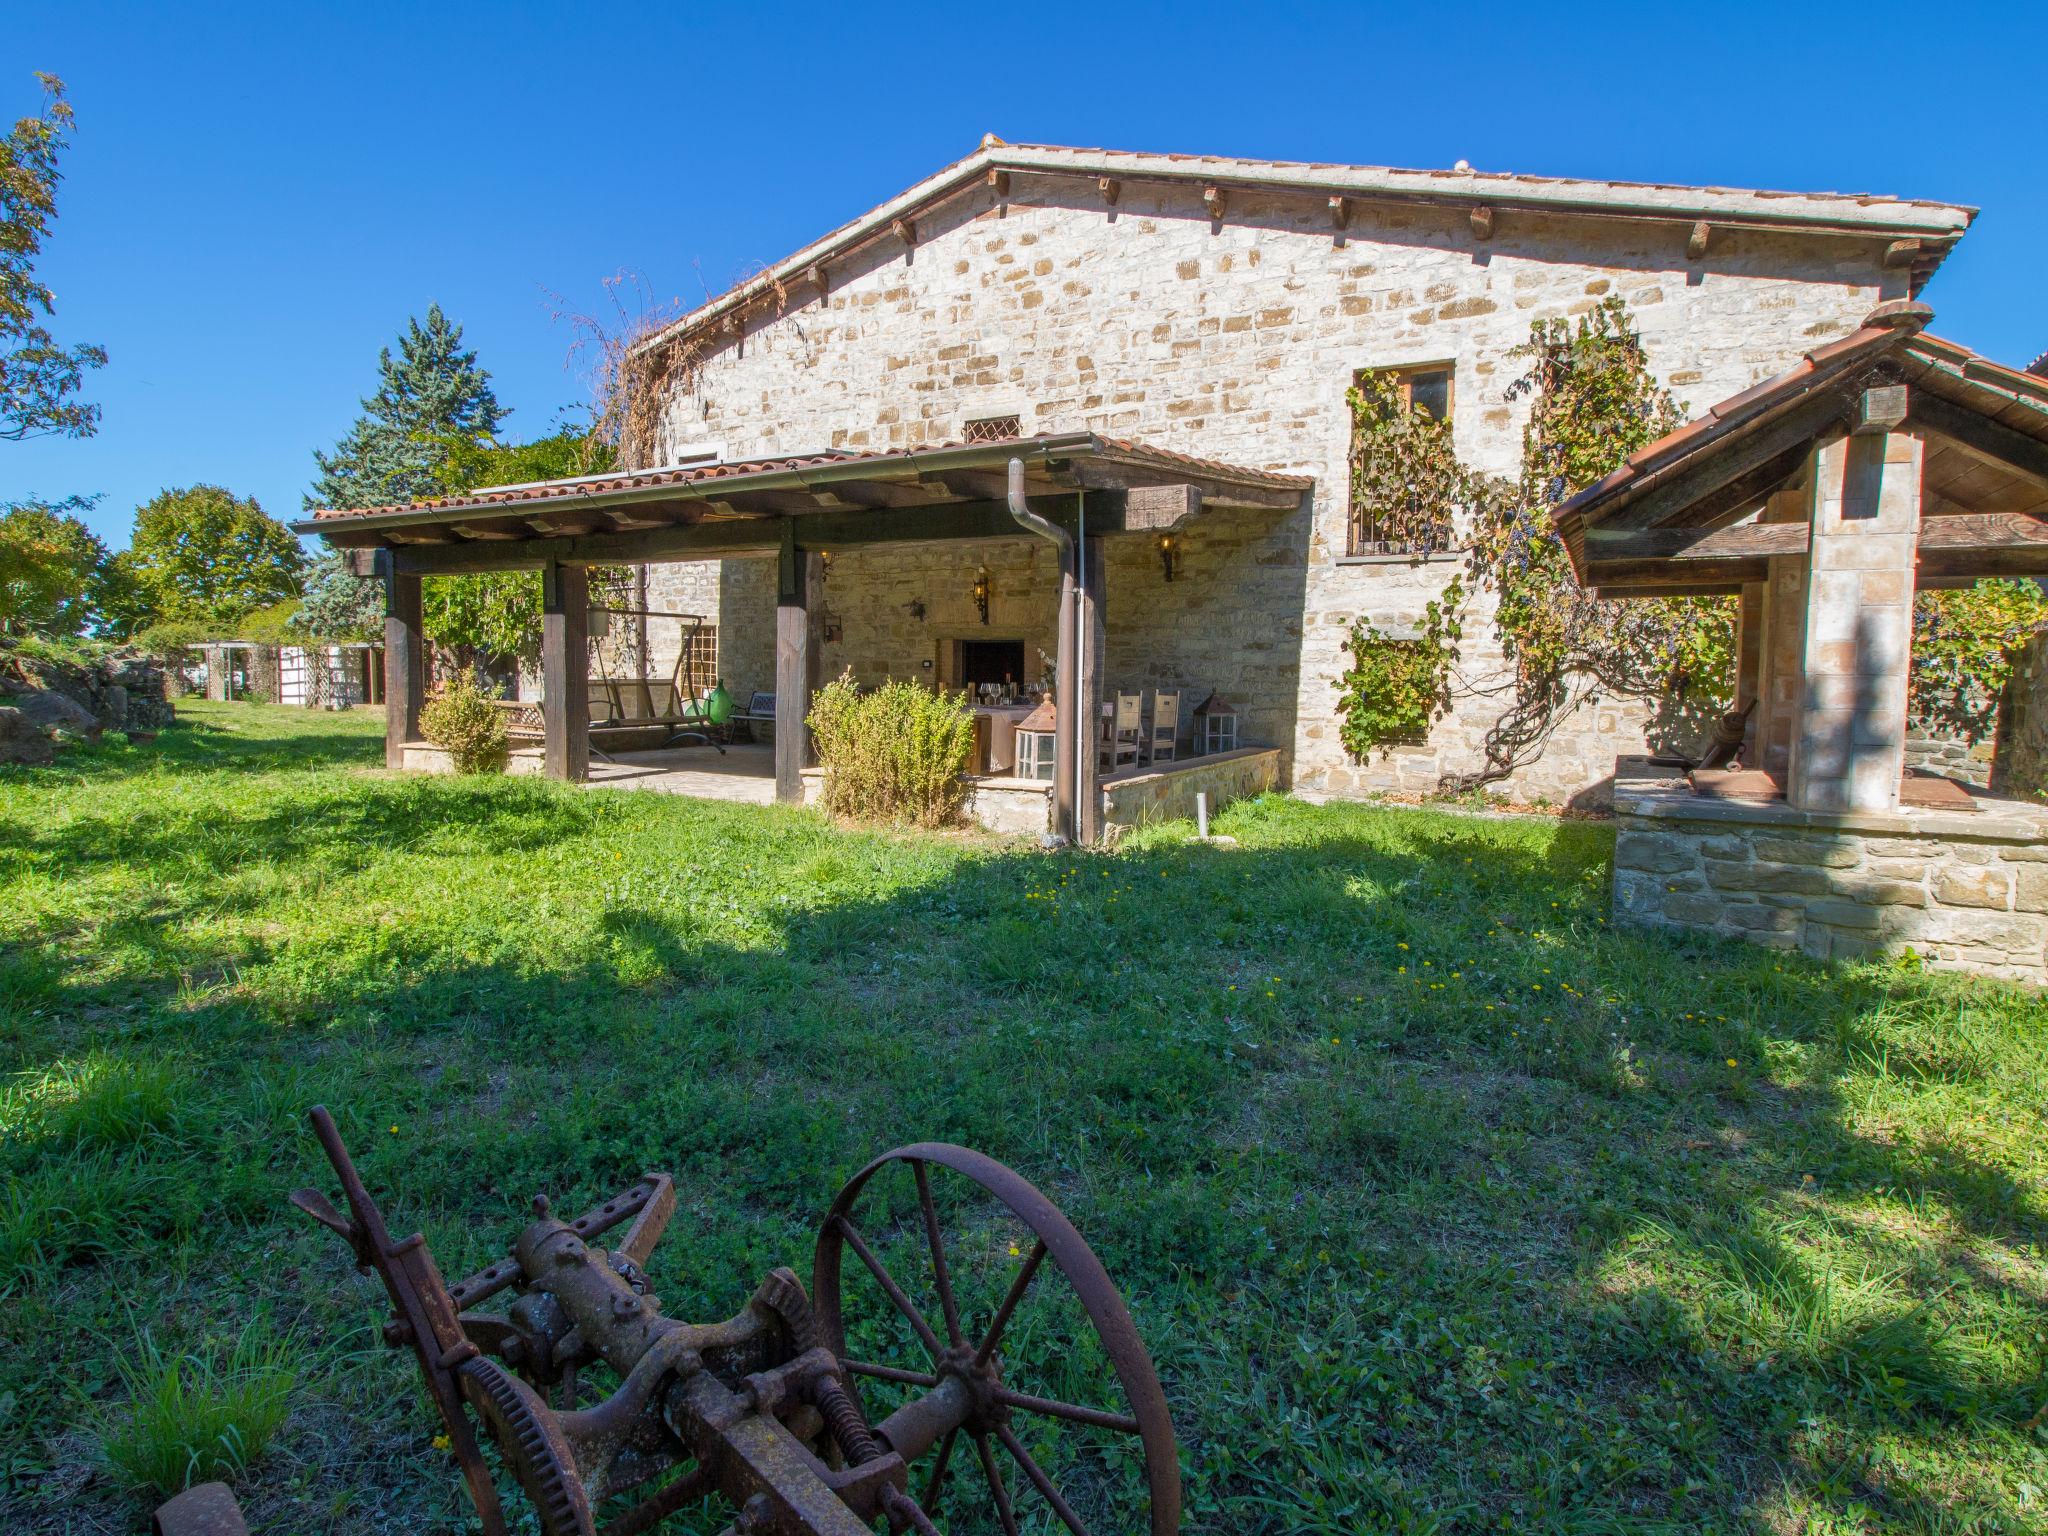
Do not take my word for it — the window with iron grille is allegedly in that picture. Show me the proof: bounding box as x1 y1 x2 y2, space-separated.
1347 364 1459 557
682 624 719 685
962 413 1022 444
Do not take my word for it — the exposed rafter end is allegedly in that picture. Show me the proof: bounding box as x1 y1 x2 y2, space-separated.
986 168 1010 198
1202 185 1225 220
1686 220 1712 261
1882 238 1921 269
1098 176 1120 207
891 216 916 247
1469 205 1495 241
1327 195 1349 231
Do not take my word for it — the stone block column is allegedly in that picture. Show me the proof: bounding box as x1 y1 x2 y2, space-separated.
1787 428 1923 813
774 528 820 804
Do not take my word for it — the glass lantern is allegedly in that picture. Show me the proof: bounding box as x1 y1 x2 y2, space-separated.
1014 699 1058 781
1193 692 1238 755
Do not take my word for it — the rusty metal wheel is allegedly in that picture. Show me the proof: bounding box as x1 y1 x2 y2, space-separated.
813 1143 1180 1536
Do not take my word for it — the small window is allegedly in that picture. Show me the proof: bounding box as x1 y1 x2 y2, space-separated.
963 413 1022 443
1348 363 1459 558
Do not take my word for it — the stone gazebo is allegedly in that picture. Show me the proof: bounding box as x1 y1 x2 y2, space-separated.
1557 301 2048 980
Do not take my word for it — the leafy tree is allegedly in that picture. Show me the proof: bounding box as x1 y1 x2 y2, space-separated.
104 486 305 636
309 306 507 510
0 494 105 634
292 548 384 642
418 428 614 670
1913 580 2048 741
1 75 105 442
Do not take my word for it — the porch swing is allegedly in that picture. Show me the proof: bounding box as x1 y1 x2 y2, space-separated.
586 606 730 759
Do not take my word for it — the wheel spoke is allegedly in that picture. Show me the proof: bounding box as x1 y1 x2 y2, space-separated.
975 1430 1020 1536
975 1238 1048 1367
842 1359 938 1389
922 1426 958 1513
993 1385 1141 1435
997 1423 1093 1536
914 1160 964 1347
834 1215 944 1362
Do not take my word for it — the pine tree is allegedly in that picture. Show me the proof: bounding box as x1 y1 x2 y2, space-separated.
309 305 506 510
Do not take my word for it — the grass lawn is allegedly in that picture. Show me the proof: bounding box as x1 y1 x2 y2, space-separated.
2 700 2044 1535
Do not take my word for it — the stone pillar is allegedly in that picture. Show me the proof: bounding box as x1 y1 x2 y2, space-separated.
1787 429 1923 813
542 559 590 782
1051 554 1077 843
1752 482 1809 780
1733 582 1765 760
1076 534 1107 845
774 530 817 804
380 551 425 770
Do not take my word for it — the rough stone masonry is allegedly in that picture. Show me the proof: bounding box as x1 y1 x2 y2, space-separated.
647 156 1953 803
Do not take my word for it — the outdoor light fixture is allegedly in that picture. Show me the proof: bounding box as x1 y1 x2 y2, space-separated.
1157 532 1181 582
971 565 991 625
818 550 834 584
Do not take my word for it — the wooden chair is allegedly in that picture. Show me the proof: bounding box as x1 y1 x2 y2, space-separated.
1103 692 1143 770
1148 690 1180 764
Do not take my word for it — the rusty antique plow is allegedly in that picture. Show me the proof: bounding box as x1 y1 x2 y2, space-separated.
259 1108 1178 1536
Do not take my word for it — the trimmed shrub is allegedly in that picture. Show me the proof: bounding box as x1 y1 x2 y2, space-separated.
807 671 975 827
420 672 509 774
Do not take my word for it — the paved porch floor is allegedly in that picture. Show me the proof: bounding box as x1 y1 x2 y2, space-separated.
588 743 778 803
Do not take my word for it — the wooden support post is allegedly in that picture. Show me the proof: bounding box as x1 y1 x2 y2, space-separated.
1076 534 1106 846
1051 554 1077 844
775 526 814 805
541 559 589 783
379 549 424 769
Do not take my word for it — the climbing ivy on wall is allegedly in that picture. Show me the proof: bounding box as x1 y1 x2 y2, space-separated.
1339 296 1737 783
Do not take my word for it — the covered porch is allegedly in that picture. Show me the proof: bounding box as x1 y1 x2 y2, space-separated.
298 434 1308 844
1558 300 2048 978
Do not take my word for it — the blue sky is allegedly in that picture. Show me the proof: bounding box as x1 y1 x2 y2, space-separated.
7 1 2041 551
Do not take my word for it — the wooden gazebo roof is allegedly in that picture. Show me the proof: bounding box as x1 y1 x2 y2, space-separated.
1556 301 2048 596
293 433 1311 575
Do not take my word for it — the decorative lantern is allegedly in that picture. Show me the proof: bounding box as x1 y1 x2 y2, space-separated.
971 566 992 625
1014 698 1058 781
1193 691 1238 755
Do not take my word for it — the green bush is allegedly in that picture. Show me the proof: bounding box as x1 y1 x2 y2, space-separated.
807 671 975 827
419 672 510 774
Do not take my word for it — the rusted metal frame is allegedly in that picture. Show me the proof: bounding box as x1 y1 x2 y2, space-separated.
814 1143 1181 1534
300 1107 508 1535
975 1430 1022 1536
997 1423 1094 1536
831 1214 946 1362
913 1160 965 1348
976 1239 1048 1366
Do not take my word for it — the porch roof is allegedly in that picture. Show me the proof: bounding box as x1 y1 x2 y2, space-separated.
291 433 1311 575
1555 301 2048 596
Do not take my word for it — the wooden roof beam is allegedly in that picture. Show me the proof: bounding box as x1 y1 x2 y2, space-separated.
1908 392 2048 489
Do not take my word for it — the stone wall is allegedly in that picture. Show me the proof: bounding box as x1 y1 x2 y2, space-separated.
1104 747 1282 833
1993 629 2048 799
652 173 1899 801
1611 760 2048 983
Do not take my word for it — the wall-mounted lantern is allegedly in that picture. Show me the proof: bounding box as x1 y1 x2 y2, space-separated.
971 566 992 625
1157 532 1182 582
818 550 834 584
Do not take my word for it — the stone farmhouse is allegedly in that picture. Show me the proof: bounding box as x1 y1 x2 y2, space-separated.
300 139 1982 844
639 140 1973 803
